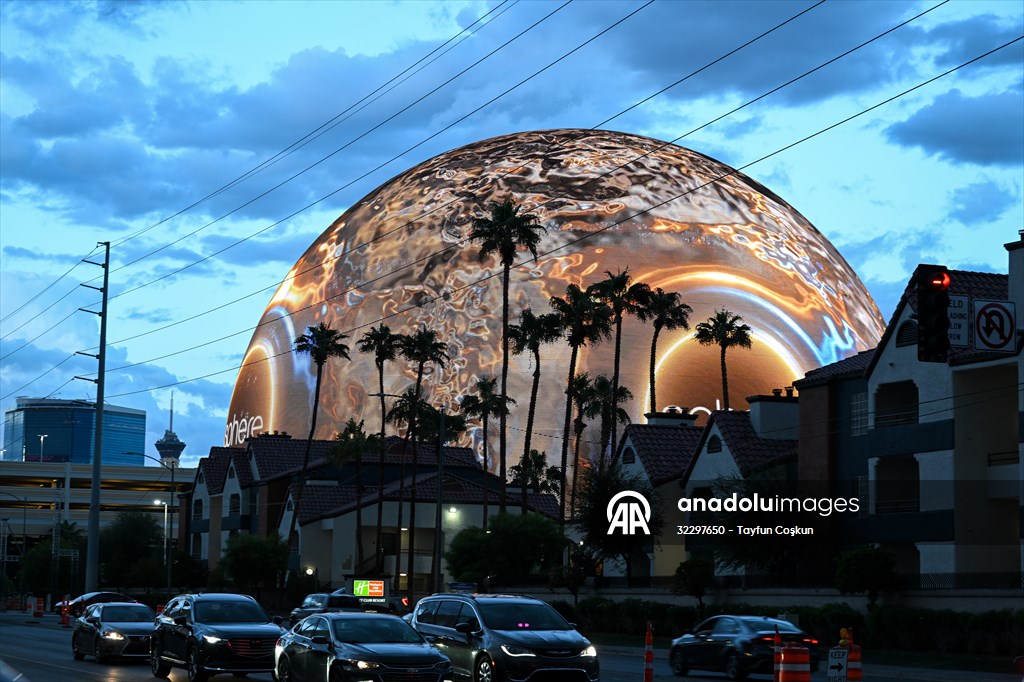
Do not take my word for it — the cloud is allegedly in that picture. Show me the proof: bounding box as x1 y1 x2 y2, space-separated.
949 180 1017 224
885 89 1024 166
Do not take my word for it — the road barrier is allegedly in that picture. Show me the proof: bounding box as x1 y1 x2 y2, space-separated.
32 597 43 619
643 621 653 682
779 642 811 682
60 593 70 627
846 629 862 682
773 625 782 682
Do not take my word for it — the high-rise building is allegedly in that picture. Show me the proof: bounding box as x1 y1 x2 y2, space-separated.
155 395 186 469
2 397 145 465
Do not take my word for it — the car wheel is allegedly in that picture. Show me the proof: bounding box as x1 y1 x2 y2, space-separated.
328 662 346 682
725 653 748 680
276 657 292 682
71 634 85 661
669 648 688 676
150 643 171 678
475 655 494 682
93 638 106 664
187 646 210 682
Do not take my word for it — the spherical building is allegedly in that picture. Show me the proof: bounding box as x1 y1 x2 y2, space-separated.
225 129 884 469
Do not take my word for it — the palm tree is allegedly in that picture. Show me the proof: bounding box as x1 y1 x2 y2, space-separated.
568 372 595 518
417 402 467 594
508 449 561 500
693 308 753 410
330 419 381 570
399 326 448 602
384 386 421 591
357 323 405 572
460 376 515 531
635 287 692 412
549 284 613 529
289 322 350 559
508 308 562 513
470 198 547 514
587 269 651 456
588 374 633 469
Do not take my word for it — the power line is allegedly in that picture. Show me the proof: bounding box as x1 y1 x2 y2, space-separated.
92 35 1023 402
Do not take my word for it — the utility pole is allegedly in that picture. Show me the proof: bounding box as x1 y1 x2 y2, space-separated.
76 241 110 592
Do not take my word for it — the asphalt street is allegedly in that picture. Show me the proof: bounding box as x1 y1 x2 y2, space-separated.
0 610 1019 682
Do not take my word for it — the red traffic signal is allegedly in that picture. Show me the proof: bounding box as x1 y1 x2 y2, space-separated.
927 271 950 290
915 264 951 363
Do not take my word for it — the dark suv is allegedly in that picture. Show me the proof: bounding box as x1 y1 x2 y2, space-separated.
410 593 599 682
289 589 364 625
149 592 285 681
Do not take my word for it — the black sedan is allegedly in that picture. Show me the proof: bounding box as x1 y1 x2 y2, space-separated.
66 591 137 617
275 612 453 682
71 601 156 663
669 615 819 680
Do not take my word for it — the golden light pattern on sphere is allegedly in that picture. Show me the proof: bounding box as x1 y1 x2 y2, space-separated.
225 129 884 466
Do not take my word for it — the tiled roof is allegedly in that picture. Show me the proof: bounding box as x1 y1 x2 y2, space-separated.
229 450 254 488
297 472 559 525
796 349 875 386
708 410 796 477
621 424 702 485
198 447 234 494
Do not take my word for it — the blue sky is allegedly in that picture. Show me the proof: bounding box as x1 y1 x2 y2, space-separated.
1 0 1021 466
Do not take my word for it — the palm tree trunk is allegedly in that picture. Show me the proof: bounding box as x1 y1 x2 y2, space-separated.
559 345 579 531
521 346 541 515
499 265 510 514
720 345 729 410
570 417 584 517
288 363 323 572
610 315 623 460
407 369 424 603
482 413 490 531
649 324 661 413
375 367 386 573
355 452 364 567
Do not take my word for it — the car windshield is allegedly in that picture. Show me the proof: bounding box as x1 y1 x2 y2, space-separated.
742 618 802 634
478 602 571 631
333 617 423 644
194 600 269 623
103 605 155 622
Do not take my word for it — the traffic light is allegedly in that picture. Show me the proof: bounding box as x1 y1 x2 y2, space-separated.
916 263 950 362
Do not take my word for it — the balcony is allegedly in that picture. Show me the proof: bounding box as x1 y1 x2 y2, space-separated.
987 450 1021 500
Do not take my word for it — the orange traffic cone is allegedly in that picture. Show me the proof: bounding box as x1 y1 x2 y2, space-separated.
779 642 811 682
847 627 862 681
643 621 654 682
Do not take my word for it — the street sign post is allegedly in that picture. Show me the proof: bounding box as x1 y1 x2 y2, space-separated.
827 646 849 682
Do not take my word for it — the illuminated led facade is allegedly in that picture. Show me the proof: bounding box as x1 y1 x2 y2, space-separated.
226 129 885 467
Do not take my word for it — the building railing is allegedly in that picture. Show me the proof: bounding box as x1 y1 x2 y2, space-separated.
988 450 1020 466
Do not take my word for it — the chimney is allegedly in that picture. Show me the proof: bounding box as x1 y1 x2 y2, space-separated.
1006 231 1023 328
747 392 799 439
644 405 698 427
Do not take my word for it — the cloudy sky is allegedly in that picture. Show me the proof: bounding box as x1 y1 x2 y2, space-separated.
1 0 1021 467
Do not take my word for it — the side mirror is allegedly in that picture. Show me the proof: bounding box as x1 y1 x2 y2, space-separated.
310 635 331 646
86 616 99 625
273 616 284 626
454 622 474 635
173 616 188 626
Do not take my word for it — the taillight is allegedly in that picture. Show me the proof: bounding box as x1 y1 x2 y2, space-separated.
803 638 818 645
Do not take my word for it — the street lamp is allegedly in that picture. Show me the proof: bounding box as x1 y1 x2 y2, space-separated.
125 452 176 598
38 434 48 461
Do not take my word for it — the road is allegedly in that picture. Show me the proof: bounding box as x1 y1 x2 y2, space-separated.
1 611 1018 682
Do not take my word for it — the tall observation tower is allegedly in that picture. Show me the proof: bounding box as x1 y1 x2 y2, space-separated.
154 395 185 468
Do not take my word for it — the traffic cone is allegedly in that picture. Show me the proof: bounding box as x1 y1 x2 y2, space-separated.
773 624 782 682
846 627 862 681
778 642 811 682
643 621 654 682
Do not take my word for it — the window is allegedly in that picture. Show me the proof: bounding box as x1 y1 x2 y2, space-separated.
712 618 740 635
850 392 867 436
197 472 205 484
622 447 636 464
707 435 722 453
193 499 203 520
433 600 464 628
229 493 241 517
227 466 236 479
415 600 439 625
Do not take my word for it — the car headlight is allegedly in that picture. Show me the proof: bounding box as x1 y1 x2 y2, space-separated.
350 660 380 670
203 634 224 644
102 631 124 640
581 645 598 658
501 644 536 657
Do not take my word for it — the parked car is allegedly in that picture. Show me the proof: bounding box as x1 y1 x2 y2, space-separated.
66 591 137 617
289 589 364 625
150 592 286 681
669 615 819 680
410 592 599 682
71 601 156 663
275 611 452 682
